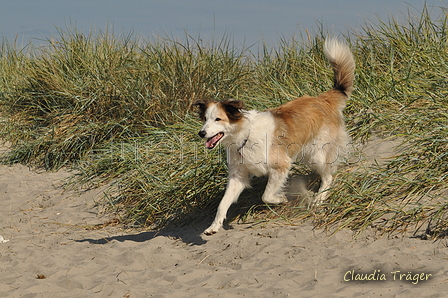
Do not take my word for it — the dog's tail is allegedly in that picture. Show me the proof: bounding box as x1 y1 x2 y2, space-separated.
324 38 355 97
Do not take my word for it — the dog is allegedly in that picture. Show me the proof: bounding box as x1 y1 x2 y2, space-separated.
193 38 355 235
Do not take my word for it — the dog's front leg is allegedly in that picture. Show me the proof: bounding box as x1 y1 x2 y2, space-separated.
262 168 289 204
204 175 248 235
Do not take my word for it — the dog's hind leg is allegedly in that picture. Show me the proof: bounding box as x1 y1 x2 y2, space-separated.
312 144 338 204
204 173 249 235
262 168 289 204
314 169 333 204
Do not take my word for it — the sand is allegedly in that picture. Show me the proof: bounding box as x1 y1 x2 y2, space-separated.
1 144 448 298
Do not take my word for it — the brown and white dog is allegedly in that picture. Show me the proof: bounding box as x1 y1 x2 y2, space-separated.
193 38 355 235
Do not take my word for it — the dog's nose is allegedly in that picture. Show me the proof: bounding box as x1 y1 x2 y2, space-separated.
198 130 206 138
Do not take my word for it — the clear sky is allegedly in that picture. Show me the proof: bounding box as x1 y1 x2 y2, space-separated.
0 0 445 47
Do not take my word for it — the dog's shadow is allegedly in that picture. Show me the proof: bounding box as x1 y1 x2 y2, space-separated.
75 171 321 246
75 224 210 246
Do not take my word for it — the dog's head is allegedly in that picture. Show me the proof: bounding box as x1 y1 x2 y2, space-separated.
193 99 245 149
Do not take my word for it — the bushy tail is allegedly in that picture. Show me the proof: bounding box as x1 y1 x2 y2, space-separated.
324 38 355 97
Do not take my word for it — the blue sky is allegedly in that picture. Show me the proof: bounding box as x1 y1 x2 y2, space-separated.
0 0 444 46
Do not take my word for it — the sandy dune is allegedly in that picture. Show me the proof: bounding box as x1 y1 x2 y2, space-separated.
1 146 448 297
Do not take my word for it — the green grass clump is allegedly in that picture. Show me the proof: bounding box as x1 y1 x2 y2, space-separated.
0 4 447 237
0 28 248 169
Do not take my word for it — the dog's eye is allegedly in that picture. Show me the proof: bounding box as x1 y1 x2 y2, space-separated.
215 118 221 121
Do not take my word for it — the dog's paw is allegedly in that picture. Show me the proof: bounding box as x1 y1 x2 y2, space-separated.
262 194 288 205
204 228 217 236
313 192 329 206
204 222 221 235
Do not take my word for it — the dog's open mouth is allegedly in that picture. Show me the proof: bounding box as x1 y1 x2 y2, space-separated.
206 132 224 149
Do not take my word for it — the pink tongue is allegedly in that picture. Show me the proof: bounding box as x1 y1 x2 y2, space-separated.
206 133 222 148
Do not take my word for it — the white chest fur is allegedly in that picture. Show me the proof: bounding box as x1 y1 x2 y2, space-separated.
222 111 275 177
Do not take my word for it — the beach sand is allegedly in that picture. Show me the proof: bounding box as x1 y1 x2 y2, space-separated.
1 143 448 298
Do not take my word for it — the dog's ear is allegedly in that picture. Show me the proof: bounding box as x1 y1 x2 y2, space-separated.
221 99 245 121
192 100 208 120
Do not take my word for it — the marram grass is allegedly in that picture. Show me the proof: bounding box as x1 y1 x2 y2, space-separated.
0 5 447 237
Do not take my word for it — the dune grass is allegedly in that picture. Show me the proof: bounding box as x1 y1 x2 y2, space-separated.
0 5 446 237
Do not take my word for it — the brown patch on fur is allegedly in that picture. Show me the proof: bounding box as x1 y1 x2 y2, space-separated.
270 89 347 159
193 99 244 123
215 104 231 123
192 99 214 121
219 99 245 123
